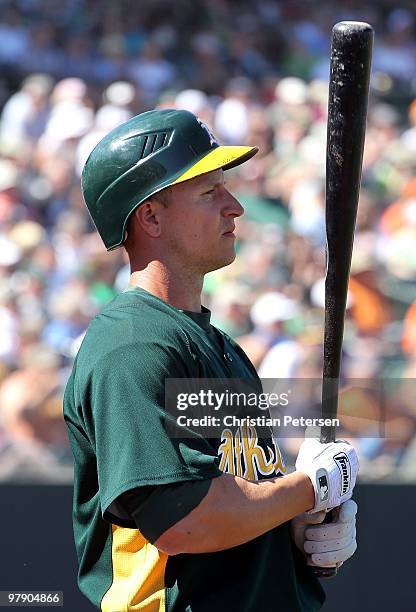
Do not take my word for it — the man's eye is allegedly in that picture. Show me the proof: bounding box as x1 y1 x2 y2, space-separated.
204 188 215 195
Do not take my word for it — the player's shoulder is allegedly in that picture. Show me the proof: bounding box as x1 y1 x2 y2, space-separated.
97 288 188 330
77 288 193 364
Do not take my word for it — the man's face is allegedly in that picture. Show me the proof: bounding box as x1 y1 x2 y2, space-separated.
160 169 244 274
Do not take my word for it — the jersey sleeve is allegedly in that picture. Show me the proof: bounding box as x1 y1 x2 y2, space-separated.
82 337 223 518
118 479 212 541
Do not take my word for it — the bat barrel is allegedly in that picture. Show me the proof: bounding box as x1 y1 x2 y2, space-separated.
321 21 373 444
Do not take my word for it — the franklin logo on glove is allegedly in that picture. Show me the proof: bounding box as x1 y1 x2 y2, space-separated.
334 453 351 495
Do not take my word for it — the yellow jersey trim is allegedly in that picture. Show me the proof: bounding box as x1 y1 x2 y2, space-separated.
101 525 168 612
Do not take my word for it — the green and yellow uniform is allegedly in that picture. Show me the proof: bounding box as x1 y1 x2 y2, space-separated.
63 287 325 611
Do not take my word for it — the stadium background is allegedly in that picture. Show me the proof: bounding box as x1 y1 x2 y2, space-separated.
0 0 415 609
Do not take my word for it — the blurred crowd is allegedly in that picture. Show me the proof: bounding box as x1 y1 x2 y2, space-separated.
0 0 416 482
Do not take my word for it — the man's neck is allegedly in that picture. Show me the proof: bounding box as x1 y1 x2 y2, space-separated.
129 261 203 312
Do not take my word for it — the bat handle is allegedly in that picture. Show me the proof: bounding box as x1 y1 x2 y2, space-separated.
309 510 338 578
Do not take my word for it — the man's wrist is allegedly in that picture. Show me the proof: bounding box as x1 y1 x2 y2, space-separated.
290 471 315 512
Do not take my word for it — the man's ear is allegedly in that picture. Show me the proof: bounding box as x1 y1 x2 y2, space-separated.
135 199 162 238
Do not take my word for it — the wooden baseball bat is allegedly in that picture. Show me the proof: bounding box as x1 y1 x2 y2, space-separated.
312 21 373 579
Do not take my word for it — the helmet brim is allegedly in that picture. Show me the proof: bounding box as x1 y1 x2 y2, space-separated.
172 145 258 185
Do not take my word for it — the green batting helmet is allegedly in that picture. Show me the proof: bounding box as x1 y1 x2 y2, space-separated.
81 109 258 250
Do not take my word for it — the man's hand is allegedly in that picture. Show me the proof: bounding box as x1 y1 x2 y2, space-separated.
292 500 357 568
295 438 359 513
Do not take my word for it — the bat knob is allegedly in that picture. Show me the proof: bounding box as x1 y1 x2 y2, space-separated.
311 566 338 579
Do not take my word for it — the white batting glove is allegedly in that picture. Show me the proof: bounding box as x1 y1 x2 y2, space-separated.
304 500 357 568
291 509 327 557
295 438 359 513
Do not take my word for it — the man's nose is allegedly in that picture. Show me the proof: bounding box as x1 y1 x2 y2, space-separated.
223 190 244 217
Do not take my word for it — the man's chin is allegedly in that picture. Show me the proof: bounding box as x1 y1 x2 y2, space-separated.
204 252 236 274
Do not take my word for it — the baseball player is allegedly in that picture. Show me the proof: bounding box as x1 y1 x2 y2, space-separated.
63 109 358 611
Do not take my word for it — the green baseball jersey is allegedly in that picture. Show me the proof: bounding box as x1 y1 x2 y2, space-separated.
63 287 325 611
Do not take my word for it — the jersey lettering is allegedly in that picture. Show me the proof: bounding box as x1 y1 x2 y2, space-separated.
218 425 286 481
